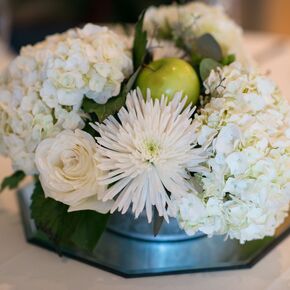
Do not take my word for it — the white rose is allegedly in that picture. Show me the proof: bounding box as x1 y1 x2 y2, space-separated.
35 129 112 213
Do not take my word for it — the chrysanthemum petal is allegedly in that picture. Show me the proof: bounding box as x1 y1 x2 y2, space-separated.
95 89 207 221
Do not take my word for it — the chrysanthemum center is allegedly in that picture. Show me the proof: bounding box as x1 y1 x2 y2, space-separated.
142 139 161 163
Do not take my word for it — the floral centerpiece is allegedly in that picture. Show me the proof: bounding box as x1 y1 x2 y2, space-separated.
1 1 290 255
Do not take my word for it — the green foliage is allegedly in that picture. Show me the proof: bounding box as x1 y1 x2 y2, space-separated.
153 208 164 237
195 33 223 62
199 58 222 81
133 10 148 70
82 66 141 124
123 66 142 94
82 93 126 124
191 52 203 66
31 180 109 252
175 33 227 72
0 171 25 192
221 54 236 66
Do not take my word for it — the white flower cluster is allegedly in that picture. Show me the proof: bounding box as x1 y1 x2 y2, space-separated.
149 38 186 61
177 62 290 242
0 24 133 174
144 2 249 65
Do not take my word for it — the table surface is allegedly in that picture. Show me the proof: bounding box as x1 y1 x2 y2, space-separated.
1 32 290 290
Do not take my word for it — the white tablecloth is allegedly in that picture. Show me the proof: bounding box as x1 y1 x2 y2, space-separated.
1 33 290 290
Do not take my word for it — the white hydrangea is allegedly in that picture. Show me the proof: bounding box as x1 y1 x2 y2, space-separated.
144 2 250 65
40 24 132 106
149 38 186 61
176 62 290 243
0 24 133 175
108 24 186 62
144 4 179 38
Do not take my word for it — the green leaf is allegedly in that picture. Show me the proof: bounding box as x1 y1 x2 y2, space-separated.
82 118 98 136
31 180 69 244
196 33 223 62
123 66 142 94
82 94 126 123
221 54 236 66
191 52 202 66
199 58 222 81
70 211 109 251
31 180 109 252
0 171 25 192
82 66 142 123
133 10 148 70
153 207 164 237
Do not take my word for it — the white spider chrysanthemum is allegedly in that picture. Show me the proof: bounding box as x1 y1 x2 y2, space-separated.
93 89 207 222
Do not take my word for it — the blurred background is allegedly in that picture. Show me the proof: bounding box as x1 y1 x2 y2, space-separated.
0 0 289 53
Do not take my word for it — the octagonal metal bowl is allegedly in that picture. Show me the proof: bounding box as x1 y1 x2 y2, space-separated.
18 185 290 278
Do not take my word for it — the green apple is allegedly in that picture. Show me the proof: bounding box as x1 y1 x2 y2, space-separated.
136 58 200 106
